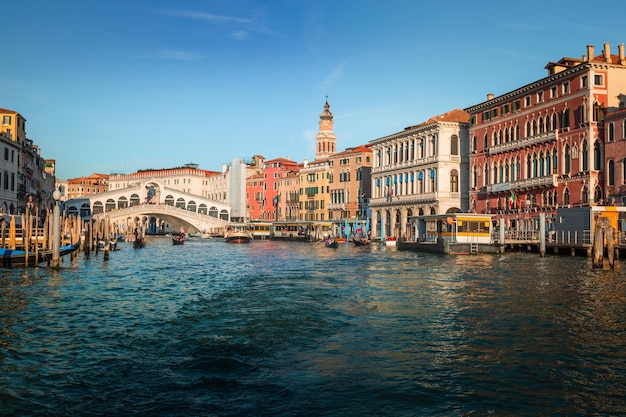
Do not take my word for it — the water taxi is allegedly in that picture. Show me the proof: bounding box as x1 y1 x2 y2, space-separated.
224 225 253 243
398 213 498 254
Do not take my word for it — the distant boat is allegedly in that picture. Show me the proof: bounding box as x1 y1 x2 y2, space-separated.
324 238 338 248
133 237 146 249
0 242 80 267
224 225 252 243
352 236 370 246
172 233 185 245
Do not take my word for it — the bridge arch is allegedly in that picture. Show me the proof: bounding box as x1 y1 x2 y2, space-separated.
82 179 232 236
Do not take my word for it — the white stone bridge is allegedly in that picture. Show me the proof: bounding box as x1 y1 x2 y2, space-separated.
67 179 233 236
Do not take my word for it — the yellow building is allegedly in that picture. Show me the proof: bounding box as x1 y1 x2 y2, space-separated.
299 158 330 221
0 107 27 145
328 145 372 221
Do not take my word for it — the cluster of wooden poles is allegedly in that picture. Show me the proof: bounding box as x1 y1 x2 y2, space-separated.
0 210 131 266
1 208 82 264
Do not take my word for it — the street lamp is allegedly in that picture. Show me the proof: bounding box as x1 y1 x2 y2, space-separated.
52 188 61 268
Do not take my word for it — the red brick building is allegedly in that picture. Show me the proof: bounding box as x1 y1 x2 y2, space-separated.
465 43 626 219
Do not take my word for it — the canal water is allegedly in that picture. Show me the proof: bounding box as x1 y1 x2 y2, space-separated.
1 237 625 416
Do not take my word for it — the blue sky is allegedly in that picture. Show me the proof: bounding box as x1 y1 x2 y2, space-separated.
4 0 625 179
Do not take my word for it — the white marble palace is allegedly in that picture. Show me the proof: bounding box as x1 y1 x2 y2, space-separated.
369 109 470 239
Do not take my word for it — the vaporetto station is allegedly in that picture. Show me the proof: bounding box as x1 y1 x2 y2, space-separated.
62 179 232 237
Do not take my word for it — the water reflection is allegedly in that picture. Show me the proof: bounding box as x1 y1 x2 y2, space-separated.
1 238 625 416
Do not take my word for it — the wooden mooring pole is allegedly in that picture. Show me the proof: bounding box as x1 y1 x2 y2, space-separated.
592 216 615 269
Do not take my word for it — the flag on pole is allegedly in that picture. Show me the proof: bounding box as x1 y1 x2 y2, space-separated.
509 192 515 208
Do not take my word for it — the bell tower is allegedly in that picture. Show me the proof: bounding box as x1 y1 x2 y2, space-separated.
315 98 336 159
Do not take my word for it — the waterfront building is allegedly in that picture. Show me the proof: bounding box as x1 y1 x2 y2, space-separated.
297 99 340 222
0 131 19 214
1 108 55 214
464 43 626 219
370 109 470 239
66 173 109 200
260 157 300 221
604 101 626 206
328 145 372 222
299 157 330 221
247 172 266 220
275 169 301 221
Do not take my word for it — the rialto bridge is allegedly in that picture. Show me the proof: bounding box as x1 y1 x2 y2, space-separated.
64 180 232 236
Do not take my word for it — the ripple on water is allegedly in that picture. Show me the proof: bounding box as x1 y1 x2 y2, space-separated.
1 239 626 416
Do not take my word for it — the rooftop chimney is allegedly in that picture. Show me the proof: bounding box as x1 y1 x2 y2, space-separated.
587 45 595 62
603 43 611 62
619 43 626 65
487 93 494 101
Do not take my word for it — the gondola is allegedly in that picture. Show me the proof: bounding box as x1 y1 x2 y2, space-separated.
133 237 146 249
325 238 338 248
172 233 185 245
352 236 371 246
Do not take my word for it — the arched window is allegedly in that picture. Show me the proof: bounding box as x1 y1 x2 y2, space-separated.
563 188 570 205
608 122 615 142
582 140 589 171
526 120 531 137
552 149 558 175
164 195 175 206
483 133 488 149
593 140 601 170
564 145 571 174
594 186 602 203
176 198 186 209
450 169 459 192
451 135 459 156
581 186 589 204
484 164 489 185
562 108 570 129
608 160 615 186
551 113 558 130
472 136 477 152
526 154 532 179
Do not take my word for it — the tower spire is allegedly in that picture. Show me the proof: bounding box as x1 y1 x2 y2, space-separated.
315 98 336 159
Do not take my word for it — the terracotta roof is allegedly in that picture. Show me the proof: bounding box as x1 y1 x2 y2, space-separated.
405 109 469 130
331 144 373 156
0 108 17 114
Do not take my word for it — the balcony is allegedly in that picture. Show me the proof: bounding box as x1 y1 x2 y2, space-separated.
487 175 558 193
488 130 558 156
512 174 558 190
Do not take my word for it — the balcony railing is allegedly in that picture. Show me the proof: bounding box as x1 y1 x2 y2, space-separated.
488 130 558 155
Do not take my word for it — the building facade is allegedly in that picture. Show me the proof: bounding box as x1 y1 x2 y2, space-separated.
465 43 626 219
66 173 110 200
0 132 19 214
328 145 372 221
299 158 330 221
604 101 626 206
275 170 301 221
259 157 300 221
370 109 470 239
